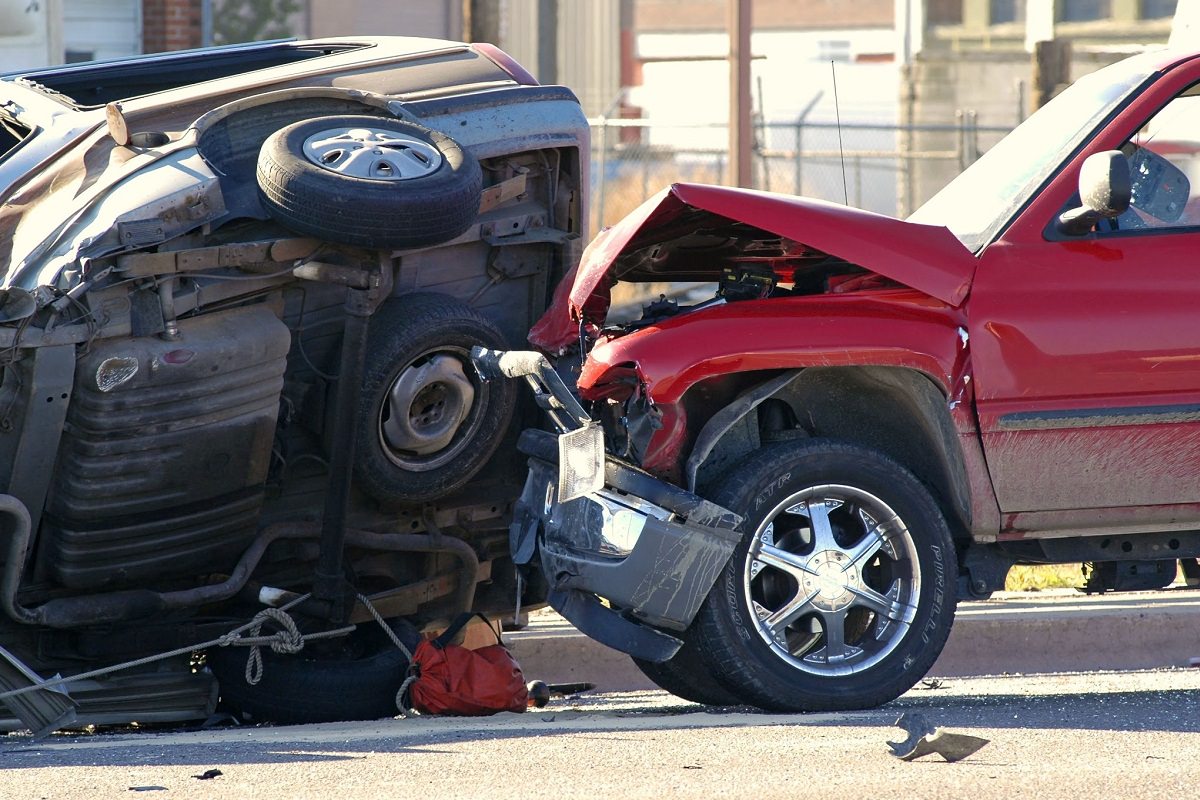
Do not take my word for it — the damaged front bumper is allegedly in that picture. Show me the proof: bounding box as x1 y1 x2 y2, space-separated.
471 348 742 662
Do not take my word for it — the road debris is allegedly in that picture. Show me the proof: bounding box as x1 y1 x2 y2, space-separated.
887 712 990 762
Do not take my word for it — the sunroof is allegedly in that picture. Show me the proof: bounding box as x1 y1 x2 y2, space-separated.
16 42 365 108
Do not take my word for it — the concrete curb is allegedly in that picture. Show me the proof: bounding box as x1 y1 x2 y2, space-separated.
505 589 1200 691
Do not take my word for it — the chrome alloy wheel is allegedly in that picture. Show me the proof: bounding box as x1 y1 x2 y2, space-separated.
378 347 484 470
302 126 443 180
744 484 921 677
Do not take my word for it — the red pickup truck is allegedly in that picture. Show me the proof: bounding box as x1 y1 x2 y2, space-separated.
477 45 1200 713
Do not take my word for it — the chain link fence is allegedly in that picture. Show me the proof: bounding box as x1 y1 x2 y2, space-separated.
588 116 1014 234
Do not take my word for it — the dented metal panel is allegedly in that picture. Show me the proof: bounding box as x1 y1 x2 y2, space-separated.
529 183 977 352
523 456 741 632
580 290 967 404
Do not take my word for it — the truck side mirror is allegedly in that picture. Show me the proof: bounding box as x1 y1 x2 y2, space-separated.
1056 150 1131 235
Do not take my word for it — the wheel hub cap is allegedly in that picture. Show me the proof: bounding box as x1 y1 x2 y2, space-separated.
743 486 921 676
801 550 858 612
302 127 443 181
382 354 474 456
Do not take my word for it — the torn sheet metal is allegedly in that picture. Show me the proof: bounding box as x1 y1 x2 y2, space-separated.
887 711 990 762
529 183 978 352
0 644 77 739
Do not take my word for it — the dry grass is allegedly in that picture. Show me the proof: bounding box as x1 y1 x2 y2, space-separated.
609 280 674 314
1004 564 1085 591
592 158 723 232
1004 562 1188 591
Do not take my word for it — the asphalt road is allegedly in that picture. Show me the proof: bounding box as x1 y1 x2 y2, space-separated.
4 668 1200 799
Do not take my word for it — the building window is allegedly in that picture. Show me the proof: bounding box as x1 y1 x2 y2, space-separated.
927 0 963 24
1141 0 1178 18
1061 0 1112 21
990 0 1026 24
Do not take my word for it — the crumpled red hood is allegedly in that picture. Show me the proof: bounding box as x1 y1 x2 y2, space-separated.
528 183 977 353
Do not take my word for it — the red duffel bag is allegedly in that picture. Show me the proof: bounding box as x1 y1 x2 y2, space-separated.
407 612 528 716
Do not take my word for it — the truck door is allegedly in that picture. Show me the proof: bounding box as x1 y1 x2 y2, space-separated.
970 68 1200 531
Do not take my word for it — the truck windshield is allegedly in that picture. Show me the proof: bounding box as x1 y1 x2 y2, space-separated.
909 57 1157 252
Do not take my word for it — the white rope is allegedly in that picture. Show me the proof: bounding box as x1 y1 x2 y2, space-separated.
395 674 420 717
233 606 307 686
0 593 421 722
355 593 419 717
0 593 354 703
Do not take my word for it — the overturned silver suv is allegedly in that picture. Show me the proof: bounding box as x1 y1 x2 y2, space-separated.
0 37 586 733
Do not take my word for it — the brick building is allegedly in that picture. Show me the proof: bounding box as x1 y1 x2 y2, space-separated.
141 0 203 53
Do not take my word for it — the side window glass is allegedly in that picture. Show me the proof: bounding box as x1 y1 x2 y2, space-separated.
1108 85 1200 232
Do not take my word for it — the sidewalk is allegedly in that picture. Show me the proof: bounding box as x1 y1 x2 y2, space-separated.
505 589 1200 690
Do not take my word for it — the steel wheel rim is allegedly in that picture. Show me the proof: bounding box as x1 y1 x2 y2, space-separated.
742 483 922 677
302 126 443 181
378 346 487 471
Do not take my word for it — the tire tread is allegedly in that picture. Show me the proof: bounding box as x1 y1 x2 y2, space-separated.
692 439 957 713
256 115 482 250
353 292 515 504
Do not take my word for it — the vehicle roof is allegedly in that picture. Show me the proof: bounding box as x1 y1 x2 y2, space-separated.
2 37 512 115
1109 46 1200 75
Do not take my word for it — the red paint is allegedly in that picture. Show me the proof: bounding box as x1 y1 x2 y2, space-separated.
580 290 968 480
471 44 539 86
527 262 578 350
969 56 1200 520
163 349 195 364
580 290 966 404
529 183 976 353
641 405 688 479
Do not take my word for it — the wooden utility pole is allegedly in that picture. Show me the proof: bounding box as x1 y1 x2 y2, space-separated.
728 0 752 188
463 0 502 44
1031 38 1071 112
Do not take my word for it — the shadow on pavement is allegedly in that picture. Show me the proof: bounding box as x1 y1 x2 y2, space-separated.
1 683 1198 770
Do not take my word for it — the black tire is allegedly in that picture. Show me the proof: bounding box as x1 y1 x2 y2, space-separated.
632 632 742 706
354 293 515 504
208 621 421 724
692 439 956 712
256 115 481 249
